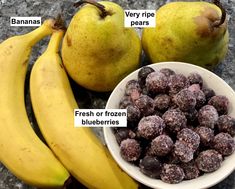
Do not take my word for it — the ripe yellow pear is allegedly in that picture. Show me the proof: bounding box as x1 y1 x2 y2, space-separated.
62 0 141 92
142 1 229 69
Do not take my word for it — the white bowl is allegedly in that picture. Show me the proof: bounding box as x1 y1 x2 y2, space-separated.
103 62 235 189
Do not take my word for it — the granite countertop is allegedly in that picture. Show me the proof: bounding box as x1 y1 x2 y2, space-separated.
0 0 235 188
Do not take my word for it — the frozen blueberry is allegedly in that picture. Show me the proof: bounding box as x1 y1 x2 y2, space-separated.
188 84 206 109
194 90 206 109
166 152 181 164
175 89 196 111
162 109 187 133
120 139 141 162
119 96 133 109
174 140 194 163
139 156 162 179
217 115 235 137
138 116 165 140
127 105 141 122
138 66 155 87
125 79 141 96
160 68 176 77
208 95 229 115
160 164 185 184
154 94 171 111
177 128 200 151
115 128 136 145
146 71 168 94
196 150 222 172
184 109 198 124
198 105 219 129
180 161 200 180
195 126 214 146
213 133 235 156
202 88 215 101
129 89 141 102
135 95 155 116
188 84 201 93
168 74 189 95
149 135 174 156
188 72 203 87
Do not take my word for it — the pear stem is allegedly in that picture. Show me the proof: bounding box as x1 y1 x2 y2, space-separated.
212 0 226 27
74 0 110 18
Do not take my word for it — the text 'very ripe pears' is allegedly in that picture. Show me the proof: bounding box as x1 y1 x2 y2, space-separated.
62 1 141 92
142 1 229 69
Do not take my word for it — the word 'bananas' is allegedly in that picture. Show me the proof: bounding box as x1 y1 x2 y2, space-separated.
30 28 139 189
0 20 70 188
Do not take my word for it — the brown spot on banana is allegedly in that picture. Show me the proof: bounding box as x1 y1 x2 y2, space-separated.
66 35 72 47
22 60 28 66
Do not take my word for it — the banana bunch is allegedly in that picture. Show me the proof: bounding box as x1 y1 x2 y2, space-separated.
0 18 138 189
0 19 69 188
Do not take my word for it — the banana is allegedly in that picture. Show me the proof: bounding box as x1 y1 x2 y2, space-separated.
0 20 70 188
30 29 139 188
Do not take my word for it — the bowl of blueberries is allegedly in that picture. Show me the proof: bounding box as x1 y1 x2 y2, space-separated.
103 62 235 189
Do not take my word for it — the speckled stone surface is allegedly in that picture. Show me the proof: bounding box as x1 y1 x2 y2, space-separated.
0 0 235 188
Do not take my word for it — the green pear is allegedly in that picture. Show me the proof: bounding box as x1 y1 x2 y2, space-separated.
142 1 229 69
62 0 141 92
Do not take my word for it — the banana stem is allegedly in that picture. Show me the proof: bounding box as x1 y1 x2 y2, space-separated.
46 30 65 54
74 0 111 18
53 14 67 31
22 19 55 46
212 0 226 27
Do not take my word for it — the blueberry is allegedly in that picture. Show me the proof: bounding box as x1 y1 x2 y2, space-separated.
195 126 214 147
125 79 141 96
135 95 155 116
213 133 235 156
188 72 203 87
175 89 196 112
139 156 162 179
138 66 155 87
149 135 173 156
146 72 168 94
208 95 229 115
154 94 171 111
127 105 141 122
202 88 215 101
198 105 218 129
138 116 165 140
161 164 185 184
120 139 141 162
196 150 222 172
162 109 187 133
168 74 189 95
217 115 235 136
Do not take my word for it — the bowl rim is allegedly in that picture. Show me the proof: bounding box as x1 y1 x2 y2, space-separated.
103 61 235 189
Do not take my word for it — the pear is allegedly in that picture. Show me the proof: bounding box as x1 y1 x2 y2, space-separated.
142 1 229 69
62 0 141 92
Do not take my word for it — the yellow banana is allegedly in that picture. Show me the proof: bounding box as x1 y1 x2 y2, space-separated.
30 29 139 188
0 20 70 188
